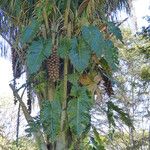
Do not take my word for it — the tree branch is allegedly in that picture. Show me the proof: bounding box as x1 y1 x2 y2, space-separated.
9 83 48 150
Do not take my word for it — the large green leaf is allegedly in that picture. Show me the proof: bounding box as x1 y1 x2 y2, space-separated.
82 26 119 71
27 39 52 74
58 37 71 58
68 73 80 85
107 22 123 41
69 38 91 72
21 19 41 45
103 40 119 71
40 100 61 142
67 86 93 137
82 26 105 57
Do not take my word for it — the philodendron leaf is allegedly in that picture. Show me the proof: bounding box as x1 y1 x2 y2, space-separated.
103 40 119 71
58 37 71 58
107 22 123 41
82 25 119 71
67 86 93 137
82 26 105 57
21 19 41 45
27 39 52 74
69 37 91 72
68 73 80 85
40 100 61 142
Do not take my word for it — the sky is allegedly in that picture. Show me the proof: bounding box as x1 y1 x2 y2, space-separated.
118 0 150 31
0 0 150 97
0 44 12 96
133 0 150 28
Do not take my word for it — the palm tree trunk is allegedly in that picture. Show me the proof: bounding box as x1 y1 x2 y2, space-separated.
55 0 72 149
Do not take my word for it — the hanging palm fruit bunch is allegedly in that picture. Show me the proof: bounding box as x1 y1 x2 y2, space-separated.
11 48 23 104
47 46 60 82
